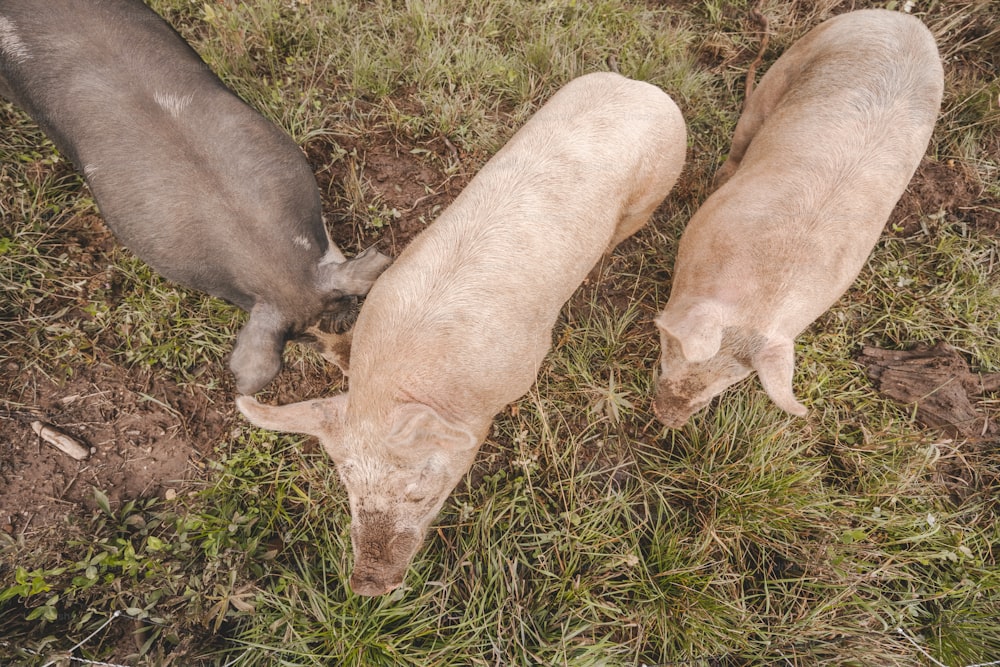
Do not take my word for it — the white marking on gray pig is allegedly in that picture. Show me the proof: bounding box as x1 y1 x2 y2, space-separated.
652 9 943 428
0 18 30 63
153 90 193 118
238 71 688 596
293 234 311 250
83 164 98 179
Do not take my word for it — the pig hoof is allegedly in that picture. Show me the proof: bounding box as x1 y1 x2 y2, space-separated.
231 353 283 395
230 333 284 394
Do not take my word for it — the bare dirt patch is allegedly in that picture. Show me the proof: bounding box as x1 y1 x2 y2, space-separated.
0 335 347 551
308 131 471 254
0 363 230 538
888 158 1000 236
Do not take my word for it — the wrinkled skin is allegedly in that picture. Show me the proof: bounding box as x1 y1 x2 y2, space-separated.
239 72 688 595
651 9 942 427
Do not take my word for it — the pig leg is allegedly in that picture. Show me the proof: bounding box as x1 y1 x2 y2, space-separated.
0 75 13 102
230 303 287 394
607 147 686 251
608 200 660 251
587 197 657 285
714 65 796 188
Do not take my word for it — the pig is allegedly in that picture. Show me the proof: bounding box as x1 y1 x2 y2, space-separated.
0 0 390 393
651 9 943 428
237 71 687 595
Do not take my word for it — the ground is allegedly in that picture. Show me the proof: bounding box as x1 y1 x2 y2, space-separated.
1 0 999 664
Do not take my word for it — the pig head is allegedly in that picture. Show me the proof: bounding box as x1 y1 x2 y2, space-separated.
652 9 942 428
237 395 480 596
228 245 390 394
653 301 805 428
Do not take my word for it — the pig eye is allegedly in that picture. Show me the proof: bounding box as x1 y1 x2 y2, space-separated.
403 482 427 503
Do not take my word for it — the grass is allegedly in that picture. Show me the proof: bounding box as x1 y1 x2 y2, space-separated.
2 0 999 665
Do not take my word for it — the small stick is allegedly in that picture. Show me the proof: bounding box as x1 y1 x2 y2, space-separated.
441 134 461 165
31 421 91 461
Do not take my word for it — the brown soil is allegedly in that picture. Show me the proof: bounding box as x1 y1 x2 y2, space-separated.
0 363 227 536
307 129 472 254
888 157 999 236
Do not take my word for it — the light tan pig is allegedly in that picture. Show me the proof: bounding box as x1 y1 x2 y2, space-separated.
238 72 687 595
652 9 943 428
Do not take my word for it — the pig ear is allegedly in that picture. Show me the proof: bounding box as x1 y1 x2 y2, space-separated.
236 394 348 442
386 404 478 456
318 245 392 297
752 337 807 417
654 302 725 363
231 303 287 394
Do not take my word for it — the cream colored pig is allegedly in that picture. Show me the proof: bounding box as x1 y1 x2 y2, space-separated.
652 9 943 428
238 72 687 595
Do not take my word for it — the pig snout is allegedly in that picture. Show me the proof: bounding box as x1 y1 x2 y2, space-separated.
652 382 697 429
348 520 423 597
349 568 405 597
652 374 714 429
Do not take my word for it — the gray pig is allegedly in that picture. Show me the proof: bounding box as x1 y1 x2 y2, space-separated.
0 0 389 393
238 72 687 595
652 9 943 428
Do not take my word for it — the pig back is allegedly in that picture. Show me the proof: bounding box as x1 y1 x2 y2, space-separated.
348 73 686 423
738 10 942 188
675 9 942 337
0 0 329 314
